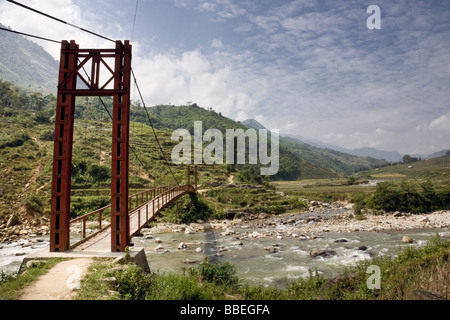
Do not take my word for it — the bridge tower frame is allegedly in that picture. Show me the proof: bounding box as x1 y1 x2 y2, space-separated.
50 40 132 252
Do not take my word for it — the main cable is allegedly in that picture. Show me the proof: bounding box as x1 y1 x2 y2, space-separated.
130 0 139 42
0 26 60 43
6 0 115 43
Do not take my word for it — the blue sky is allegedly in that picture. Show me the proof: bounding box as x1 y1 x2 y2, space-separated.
1 0 449 155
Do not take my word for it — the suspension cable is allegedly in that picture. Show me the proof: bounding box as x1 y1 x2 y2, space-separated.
6 0 115 43
76 61 158 184
131 68 181 186
0 26 60 43
4 2 181 186
130 0 139 42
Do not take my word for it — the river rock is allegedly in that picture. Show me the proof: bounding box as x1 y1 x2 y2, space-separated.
420 217 430 224
195 247 203 253
178 242 187 249
155 238 162 243
402 236 414 243
155 244 165 250
334 239 348 243
310 249 337 258
6 213 20 228
264 246 277 253
357 246 368 251
221 228 235 236
258 213 268 219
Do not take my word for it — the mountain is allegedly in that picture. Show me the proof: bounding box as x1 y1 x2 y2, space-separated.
241 119 267 130
243 119 389 174
285 135 404 162
139 105 339 180
0 24 58 94
343 147 403 163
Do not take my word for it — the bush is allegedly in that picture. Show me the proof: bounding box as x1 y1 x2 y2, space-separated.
371 180 450 213
162 194 213 223
25 193 44 213
87 164 110 182
190 258 240 290
114 264 153 300
0 133 30 149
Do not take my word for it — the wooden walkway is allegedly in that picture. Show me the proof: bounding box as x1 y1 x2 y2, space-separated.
70 185 194 252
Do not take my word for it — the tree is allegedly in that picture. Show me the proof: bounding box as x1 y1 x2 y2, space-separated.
402 154 418 164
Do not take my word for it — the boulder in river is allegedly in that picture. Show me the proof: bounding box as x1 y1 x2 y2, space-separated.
264 246 277 253
310 249 337 258
402 236 414 244
178 242 188 249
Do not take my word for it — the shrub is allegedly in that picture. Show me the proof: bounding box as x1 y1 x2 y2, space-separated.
162 194 213 223
87 164 110 182
25 193 44 213
371 180 449 213
114 264 153 300
0 133 30 149
190 258 240 290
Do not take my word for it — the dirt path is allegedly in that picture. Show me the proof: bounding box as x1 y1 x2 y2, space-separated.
19 258 93 300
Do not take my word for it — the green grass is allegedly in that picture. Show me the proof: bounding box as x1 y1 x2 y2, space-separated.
273 179 375 203
72 235 449 300
363 155 450 181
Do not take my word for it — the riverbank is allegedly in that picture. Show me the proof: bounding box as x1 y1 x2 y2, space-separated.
146 201 450 241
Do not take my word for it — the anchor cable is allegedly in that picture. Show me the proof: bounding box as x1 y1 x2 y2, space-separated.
0 26 60 43
6 0 115 43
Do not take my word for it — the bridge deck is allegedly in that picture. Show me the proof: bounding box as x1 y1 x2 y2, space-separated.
71 187 190 252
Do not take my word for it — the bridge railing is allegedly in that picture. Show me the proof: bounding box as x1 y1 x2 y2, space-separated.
69 185 193 248
69 186 169 248
130 185 192 236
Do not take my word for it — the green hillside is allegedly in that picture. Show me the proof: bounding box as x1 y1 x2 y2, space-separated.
0 80 337 225
281 136 388 174
134 103 340 180
362 154 450 181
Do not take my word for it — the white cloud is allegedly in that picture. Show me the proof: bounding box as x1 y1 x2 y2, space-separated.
2 0 449 155
0 0 117 59
211 39 223 48
132 49 258 118
417 112 450 132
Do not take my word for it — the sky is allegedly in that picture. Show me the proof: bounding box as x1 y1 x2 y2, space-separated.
0 0 449 155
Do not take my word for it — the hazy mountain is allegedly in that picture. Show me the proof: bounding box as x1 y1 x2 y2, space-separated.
421 149 450 160
0 23 58 94
343 147 403 162
243 119 388 174
241 119 267 130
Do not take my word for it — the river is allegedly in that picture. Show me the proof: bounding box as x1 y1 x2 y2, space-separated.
1 221 448 289
131 225 449 288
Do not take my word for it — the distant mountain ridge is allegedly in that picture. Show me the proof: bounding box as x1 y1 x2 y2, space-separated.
242 118 388 174
0 23 58 94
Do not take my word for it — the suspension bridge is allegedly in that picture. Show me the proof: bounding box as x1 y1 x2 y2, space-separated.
47 39 197 254
0 1 200 257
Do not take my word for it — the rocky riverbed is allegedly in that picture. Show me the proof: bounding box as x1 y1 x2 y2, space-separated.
143 200 450 241
1 200 449 245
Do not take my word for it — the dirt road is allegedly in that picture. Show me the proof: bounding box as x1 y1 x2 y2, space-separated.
19 258 93 300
